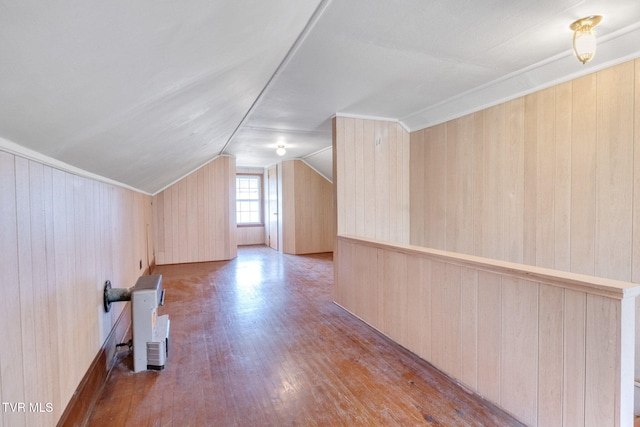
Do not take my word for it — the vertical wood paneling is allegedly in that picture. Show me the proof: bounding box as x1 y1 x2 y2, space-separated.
152 156 236 264
281 160 296 253
354 119 365 238
431 262 461 378
503 98 525 264
343 118 356 235
406 256 431 361
409 60 638 288
460 268 478 389
334 116 410 244
43 165 61 418
538 284 564 427
501 278 538 426
525 88 556 268
409 129 425 247
427 124 447 250
554 82 572 272
477 271 501 403
585 295 618 427
634 59 640 379
633 59 640 283
563 289 586 427
0 152 27 427
446 118 474 254
15 158 40 419
335 237 636 427
281 160 334 255
483 105 506 260
374 121 390 241
0 150 152 425
381 250 407 346
570 73 597 276
595 62 634 281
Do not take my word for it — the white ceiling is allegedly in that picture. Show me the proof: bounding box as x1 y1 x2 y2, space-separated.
1 0 639 194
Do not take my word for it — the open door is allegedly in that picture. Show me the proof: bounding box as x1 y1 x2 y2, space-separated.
268 165 278 250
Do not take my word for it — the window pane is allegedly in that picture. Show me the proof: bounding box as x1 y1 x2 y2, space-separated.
236 175 262 224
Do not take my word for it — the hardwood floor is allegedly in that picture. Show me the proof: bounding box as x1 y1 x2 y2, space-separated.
86 245 524 426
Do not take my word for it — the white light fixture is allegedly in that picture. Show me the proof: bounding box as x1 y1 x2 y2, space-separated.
570 15 602 64
276 145 286 156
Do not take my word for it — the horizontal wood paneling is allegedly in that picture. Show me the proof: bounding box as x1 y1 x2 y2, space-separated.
334 117 410 244
0 150 152 427
153 156 237 264
281 160 335 255
335 236 638 427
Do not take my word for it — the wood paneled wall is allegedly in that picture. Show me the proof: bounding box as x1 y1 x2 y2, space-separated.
333 116 410 244
0 150 152 427
336 236 638 427
410 59 640 284
153 155 237 264
281 160 335 254
237 226 265 246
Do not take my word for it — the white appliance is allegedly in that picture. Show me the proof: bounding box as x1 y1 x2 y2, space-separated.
131 275 170 372
103 274 170 373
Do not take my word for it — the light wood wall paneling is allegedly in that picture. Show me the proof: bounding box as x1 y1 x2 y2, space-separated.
482 104 506 261
381 250 408 347
425 124 447 250
570 73 597 276
353 119 365 238
634 59 640 379
405 256 431 362
410 60 639 288
460 267 478 390
554 83 572 272
409 129 426 247
152 156 237 265
538 284 564 427
0 150 152 426
563 289 586 427
634 59 640 284
595 62 634 281
362 119 376 238
374 121 390 241
281 160 334 255
334 236 639 427
237 226 266 246
334 116 410 245
500 277 538 426
477 271 502 403
585 295 618 426
446 117 474 255
282 160 296 253
504 98 525 264
15 157 39 422
437 263 463 379
524 88 556 268
0 151 26 427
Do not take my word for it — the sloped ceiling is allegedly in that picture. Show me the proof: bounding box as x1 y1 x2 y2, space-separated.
1 0 639 193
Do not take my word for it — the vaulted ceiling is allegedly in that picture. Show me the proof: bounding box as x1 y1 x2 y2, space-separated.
1 0 639 194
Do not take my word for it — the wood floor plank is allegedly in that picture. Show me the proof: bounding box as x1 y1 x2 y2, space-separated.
86 246 525 426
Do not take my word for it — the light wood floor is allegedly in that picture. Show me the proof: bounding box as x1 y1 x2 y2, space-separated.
86 245 524 426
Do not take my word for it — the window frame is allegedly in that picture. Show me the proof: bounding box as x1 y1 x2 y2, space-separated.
235 173 264 227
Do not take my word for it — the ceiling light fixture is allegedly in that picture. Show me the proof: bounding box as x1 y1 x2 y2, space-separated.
570 15 602 64
276 145 286 156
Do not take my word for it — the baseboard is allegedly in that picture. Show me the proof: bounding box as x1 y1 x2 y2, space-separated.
56 303 132 427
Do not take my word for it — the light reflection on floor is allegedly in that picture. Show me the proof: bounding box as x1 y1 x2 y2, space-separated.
233 259 268 315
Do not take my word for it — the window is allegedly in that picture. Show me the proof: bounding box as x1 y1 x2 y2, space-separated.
236 174 263 226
